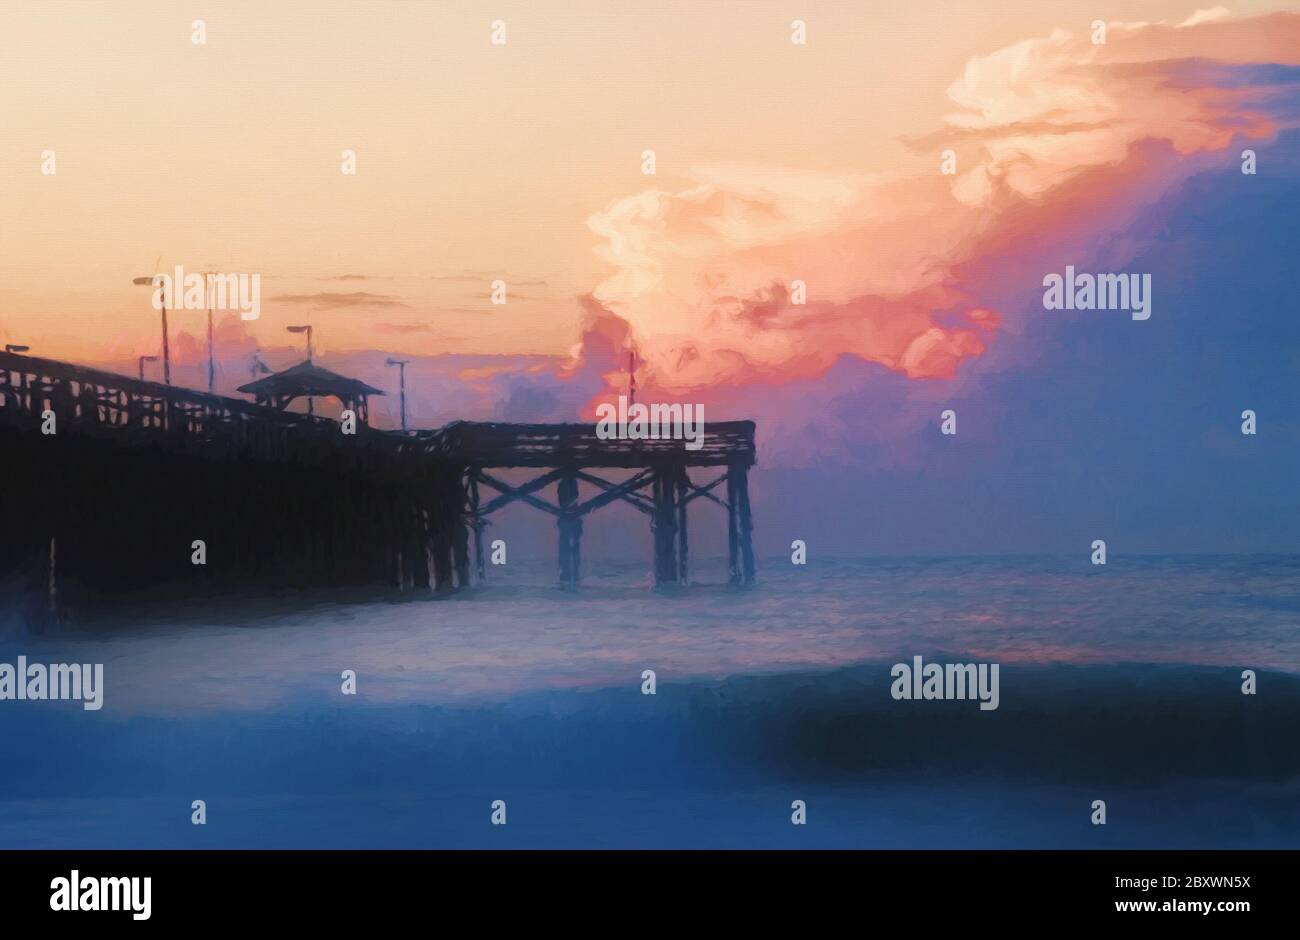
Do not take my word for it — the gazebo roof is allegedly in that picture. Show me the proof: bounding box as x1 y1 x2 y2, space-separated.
237 360 385 400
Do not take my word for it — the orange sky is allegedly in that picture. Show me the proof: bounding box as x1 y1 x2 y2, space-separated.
0 0 1291 366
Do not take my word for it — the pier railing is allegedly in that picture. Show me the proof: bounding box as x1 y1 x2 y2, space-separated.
0 350 414 467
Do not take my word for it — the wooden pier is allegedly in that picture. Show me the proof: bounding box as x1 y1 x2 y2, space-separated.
0 350 756 621
426 421 757 588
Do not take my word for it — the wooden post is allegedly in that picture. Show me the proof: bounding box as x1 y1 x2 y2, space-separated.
557 471 581 587
430 482 453 593
735 463 755 585
675 465 689 585
452 512 470 589
447 466 469 589
381 491 402 589
727 465 742 585
431 533 453 592
651 466 678 586
44 534 59 632
469 471 486 583
411 503 431 591
24 533 56 633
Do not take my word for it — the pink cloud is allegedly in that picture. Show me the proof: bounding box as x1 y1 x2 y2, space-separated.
580 9 1299 406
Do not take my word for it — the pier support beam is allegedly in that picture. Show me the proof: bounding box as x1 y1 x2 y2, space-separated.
468 472 486 584
430 478 456 594
25 534 61 633
727 462 755 585
431 531 453 592
675 467 689 585
651 466 679 586
410 505 431 591
557 472 582 588
452 511 470 589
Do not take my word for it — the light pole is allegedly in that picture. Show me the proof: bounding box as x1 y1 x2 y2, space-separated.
132 274 171 385
138 354 158 381
204 271 216 394
386 357 409 431
286 325 314 414
286 325 313 362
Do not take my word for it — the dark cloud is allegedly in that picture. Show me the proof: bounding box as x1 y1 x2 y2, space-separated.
430 272 548 287
375 322 433 334
269 292 409 308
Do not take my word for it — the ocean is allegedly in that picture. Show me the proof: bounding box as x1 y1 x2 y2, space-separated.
1 554 1298 848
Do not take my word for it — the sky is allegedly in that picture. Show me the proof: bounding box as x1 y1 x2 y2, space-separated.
2 1 1299 555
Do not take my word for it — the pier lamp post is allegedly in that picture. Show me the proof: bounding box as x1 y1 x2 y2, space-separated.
5 344 30 354
132 274 171 385
286 325 314 414
385 357 409 431
137 354 159 381
203 271 217 394
286 325 313 362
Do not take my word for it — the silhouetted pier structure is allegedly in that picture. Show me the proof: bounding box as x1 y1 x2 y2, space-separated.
424 421 756 588
238 359 384 423
0 350 756 622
